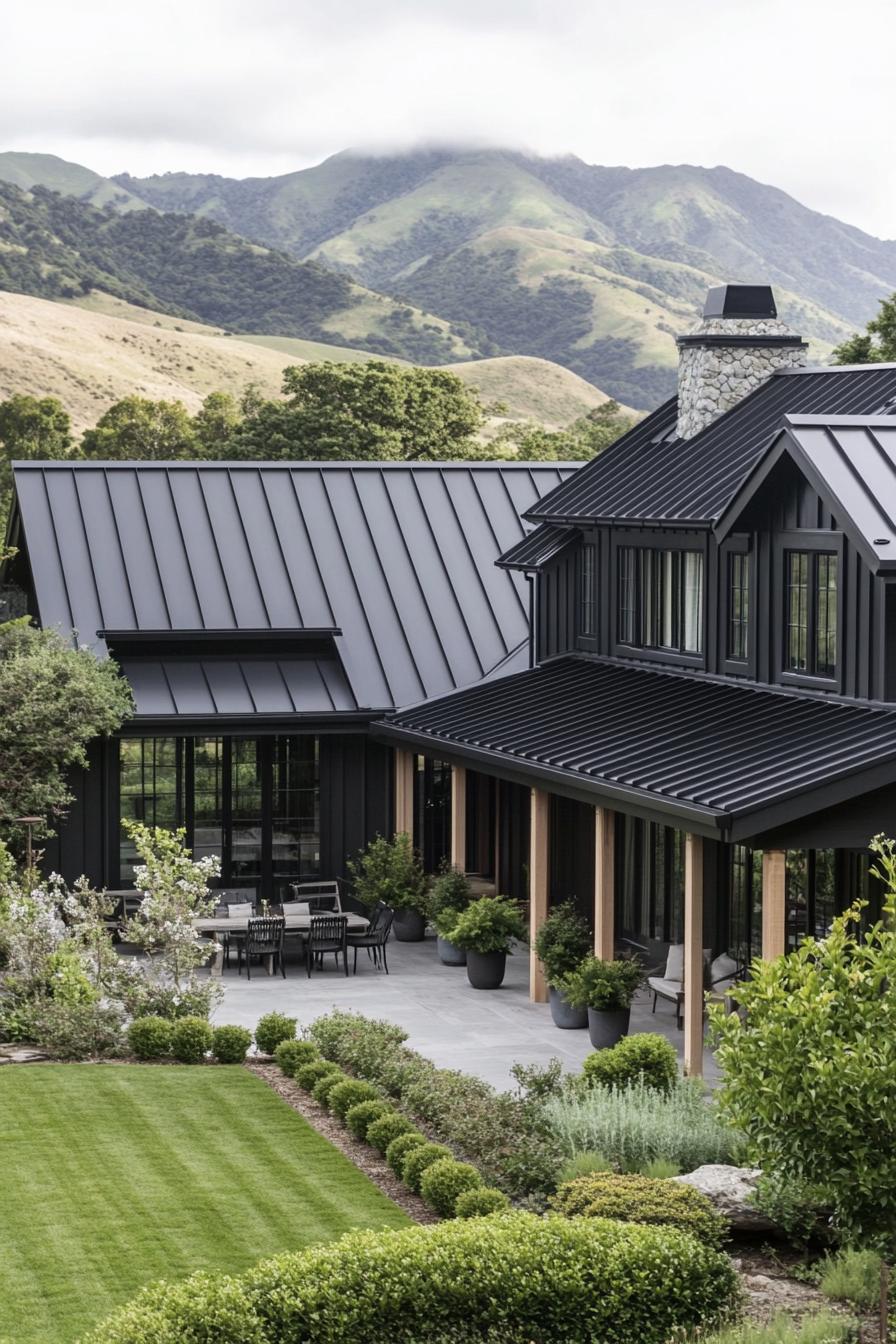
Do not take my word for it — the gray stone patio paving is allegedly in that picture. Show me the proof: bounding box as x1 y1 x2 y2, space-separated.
212 936 718 1090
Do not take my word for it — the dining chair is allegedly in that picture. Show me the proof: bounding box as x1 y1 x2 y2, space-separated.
237 916 286 980
305 914 348 978
347 903 394 974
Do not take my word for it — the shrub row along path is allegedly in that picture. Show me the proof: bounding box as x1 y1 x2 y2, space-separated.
0 1064 410 1344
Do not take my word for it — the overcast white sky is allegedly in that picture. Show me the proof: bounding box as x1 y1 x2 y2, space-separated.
3 0 894 237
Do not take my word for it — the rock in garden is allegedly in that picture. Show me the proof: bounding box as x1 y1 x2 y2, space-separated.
672 1165 776 1232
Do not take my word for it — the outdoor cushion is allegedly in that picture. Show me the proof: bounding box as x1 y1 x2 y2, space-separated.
664 943 685 982
647 976 681 1003
710 953 739 989
281 901 311 914
226 902 253 917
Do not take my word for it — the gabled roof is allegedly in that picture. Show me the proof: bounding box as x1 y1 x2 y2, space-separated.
11 459 577 713
381 655 896 839
527 365 896 527
715 415 896 573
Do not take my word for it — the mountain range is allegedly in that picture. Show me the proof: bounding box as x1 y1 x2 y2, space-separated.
2 147 895 409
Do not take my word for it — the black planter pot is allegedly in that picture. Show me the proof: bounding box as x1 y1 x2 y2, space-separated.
393 908 426 942
437 935 466 966
586 1006 630 1049
549 985 588 1030
466 949 507 990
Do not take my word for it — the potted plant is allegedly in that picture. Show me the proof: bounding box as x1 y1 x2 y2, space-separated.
558 956 643 1048
430 863 473 965
533 901 592 1029
449 895 528 990
347 833 430 941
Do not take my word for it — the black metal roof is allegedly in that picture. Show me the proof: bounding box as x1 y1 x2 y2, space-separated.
716 414 896 573
381 655 896 839
120 656 358 720
528 365 896 527
12 460 577 713
496 523 575 571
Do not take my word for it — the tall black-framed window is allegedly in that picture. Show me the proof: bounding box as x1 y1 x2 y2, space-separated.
728 552 750 662
638 549 704 655
616 814 685 945
618 546 638 645
578 542 596 638
413 755 451 873
785 550 838 678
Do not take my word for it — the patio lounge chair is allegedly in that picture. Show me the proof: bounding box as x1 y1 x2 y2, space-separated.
648 944 725 1028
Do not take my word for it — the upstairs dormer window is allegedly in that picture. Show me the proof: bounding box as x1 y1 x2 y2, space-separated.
785 550 838 679
616 544 704 658
578 542 596 638
727 552 750 662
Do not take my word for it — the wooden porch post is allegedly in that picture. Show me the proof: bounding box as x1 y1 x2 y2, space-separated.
762 849 787 960
529 787 550 1002
393 748 415 838
594 806 615 960
450 765 467 871
683 832 704 1078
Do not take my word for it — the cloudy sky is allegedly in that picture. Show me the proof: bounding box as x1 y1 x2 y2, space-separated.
3 0 894 237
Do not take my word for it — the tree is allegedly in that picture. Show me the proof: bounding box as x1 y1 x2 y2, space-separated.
487 401 635 462
80 396 198 460
193 390 242 457
0 394 73 526
832 293 896 364
710 834 896 1250
0 620 133 854
224 361 485 462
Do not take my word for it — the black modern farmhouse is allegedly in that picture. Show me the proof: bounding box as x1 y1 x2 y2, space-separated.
8 283 896 1075
379 285 896 1073
3 460 574 894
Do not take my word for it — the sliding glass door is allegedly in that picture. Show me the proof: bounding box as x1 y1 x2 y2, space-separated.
118 735 320 898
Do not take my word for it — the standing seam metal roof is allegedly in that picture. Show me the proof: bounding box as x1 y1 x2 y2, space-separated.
527 366 896 526
382 655 896 834
13 460 577 712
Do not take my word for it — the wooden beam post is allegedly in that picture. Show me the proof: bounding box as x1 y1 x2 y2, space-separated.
393 749 415 838
684 832 704 1079
529 786 550 1003
762 849 787 960
594 806 615 960
450 765 467 871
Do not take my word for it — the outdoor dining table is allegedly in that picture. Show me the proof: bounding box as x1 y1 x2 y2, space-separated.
194 912 369 977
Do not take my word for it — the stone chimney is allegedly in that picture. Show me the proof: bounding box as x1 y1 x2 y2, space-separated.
676 285 807 439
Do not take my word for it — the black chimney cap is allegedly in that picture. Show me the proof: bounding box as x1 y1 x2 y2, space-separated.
703 285 777 319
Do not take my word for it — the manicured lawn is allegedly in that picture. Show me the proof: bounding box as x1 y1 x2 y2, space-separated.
0 1065 410 1344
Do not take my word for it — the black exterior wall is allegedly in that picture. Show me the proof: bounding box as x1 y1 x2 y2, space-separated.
43 729 393 891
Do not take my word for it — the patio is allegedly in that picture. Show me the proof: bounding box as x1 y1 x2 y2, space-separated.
211 935 719 1090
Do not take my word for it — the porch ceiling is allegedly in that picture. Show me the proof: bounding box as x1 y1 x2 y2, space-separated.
379 655 896 839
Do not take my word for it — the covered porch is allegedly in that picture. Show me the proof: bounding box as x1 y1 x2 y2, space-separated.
382 656 896 1077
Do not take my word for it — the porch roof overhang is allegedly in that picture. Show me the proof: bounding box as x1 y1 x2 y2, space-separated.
378 655 896 842
120 655 367 721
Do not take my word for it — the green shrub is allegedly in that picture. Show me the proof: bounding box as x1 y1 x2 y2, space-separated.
366 1112 414 1154
88 1213 739 1344
274 1039 318 1077
312 1069 348 1108
449 895 527 954
558 956 642 1011
345 1100 392 1141
419 1157 482 1217
295 1059 340 1091
559 1150 613 1183
641 1158 681 1178
703 1313 858 1344
171 1015 213 1064
544 1078 741 1173
429 863 472 922
750 1171 825 1247
127 1015 173 1060
328 1078 381 1122
533 901 592 986
454 1186 511 1218
212 1024 252 1064
347 832 428 916
386 1130 427 1177
401 1142 453 1193
254 1012 296 1056
30 1000 124 1060
583 1033 678 1093
819 1248 882 1308
550 1172 728 1248
309 1010 563 1198
710 833 896 1247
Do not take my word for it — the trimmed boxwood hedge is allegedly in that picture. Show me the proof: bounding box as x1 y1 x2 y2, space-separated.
582 1034 678 1093
274 1039 319 1077
401 1142 453 1194
366 1112 414 1154
550 1172 728 1248
312 1070 348 1108
419 1157 482 1218
171 1016 213 1064
328 1079 382 1122
345 1100 392 1141
295 1059 340 1091
386 1131 427 1177
127 1016 173 1060
212 1025 252 1064
455 1187 511 1218
85 1213 739 1343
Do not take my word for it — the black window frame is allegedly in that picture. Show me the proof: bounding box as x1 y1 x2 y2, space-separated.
576 539 598 649
612 532 707 669
775 531 842 689
720 534 753 676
